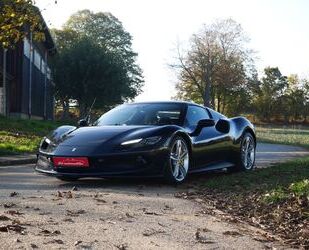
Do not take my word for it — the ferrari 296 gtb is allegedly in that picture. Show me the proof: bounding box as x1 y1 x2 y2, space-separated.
35 101 256 183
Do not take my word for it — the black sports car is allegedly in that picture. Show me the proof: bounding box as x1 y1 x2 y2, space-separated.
35 101 256 183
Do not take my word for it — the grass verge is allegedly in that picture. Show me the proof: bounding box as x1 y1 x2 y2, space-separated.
256 126 309 149
184 157 309 247
0 116 69 155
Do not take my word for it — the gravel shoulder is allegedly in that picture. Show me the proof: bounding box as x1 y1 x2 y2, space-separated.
0 143 307 249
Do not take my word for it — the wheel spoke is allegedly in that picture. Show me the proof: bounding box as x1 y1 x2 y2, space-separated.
179 164 187 177
170 154 178 161
244 154 247 167
179 150 188 160
173 164 179 177
177 140 182 158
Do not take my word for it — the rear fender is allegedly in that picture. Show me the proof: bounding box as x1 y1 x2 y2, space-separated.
229 117 255 145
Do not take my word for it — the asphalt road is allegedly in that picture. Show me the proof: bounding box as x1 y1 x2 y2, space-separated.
0 143 307 249
0 142 308 191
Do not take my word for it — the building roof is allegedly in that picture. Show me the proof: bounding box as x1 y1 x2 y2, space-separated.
34 6 57 55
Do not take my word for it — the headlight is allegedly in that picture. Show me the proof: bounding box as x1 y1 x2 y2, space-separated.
121 136 162 146
121 138 143 145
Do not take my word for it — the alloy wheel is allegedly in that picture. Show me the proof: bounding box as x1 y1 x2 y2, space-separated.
241 135 255 170
170 138 189 182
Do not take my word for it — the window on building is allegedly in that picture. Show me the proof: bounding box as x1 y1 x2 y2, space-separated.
47 67 51 80
41 57 46 74
34 49 41 69
23 38 31 58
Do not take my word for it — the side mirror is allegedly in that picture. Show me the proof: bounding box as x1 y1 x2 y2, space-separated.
197 119 216 127
215 119 230 134
78 119 88 127
190 119 215 136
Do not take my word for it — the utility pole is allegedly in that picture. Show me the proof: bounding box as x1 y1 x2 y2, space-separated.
28 32 33 119
44 50 47 120
2 49 7 116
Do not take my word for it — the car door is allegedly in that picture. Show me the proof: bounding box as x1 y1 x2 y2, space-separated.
184 105 230 169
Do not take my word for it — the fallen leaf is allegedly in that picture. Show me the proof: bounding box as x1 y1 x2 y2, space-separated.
51 239 64 244
74 240 82 246
5 210 23 216
144 211 163 216
116 243 128 250
195 229 215 244
63 218 74 223
0 224 26 233
223 231 242 237
66 210 85 217
95 198 107 203
143 228 165 237
0 215 10 221
10 192 18 197
3 203 16 208
125 213 134 218
30 243 38 248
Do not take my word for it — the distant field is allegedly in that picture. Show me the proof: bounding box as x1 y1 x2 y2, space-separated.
256 126 309 148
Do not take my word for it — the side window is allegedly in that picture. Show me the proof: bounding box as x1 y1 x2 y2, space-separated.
185 105 210 127
209 109 224 121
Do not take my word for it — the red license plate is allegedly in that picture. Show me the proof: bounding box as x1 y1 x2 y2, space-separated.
53 157 89 167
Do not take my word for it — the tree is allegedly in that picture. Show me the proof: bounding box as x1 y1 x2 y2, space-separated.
53 37 134 118
172 18 253 110
0 0 46 48
304 80 309 121
252 67 288 121
282 75 308 122
63 10 143 97
52 10 144 118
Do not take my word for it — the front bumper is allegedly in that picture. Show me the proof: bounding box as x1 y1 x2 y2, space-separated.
35 148 169 178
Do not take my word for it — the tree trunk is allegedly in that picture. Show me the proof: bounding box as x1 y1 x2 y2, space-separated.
79 102 88 119
61 100 70 121
217 94 221 113
203 74 212 108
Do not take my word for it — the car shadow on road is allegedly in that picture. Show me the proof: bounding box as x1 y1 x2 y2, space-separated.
0 164 228 193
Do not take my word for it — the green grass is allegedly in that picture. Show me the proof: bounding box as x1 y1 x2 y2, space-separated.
256 126 309 148
194 157 309 246
0 116 70 155
202 157 309 196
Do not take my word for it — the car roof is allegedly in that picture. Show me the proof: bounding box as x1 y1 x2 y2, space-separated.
126 101 205 108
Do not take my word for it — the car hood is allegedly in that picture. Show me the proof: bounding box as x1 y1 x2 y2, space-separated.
56 125 154 147
41 124 183 155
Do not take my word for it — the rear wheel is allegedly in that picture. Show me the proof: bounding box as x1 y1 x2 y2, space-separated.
164 136 190 184
236 132 256 171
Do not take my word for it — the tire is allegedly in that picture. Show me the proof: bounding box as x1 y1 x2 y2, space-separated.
235 132 256 171
56 177 79 182
164 135 190 184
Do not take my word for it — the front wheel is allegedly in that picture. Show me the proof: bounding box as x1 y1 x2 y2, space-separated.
164 136 190 184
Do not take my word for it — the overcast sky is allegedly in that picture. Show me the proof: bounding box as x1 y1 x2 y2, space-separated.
35 0 309 101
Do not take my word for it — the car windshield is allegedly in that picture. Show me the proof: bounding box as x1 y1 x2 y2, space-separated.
94 103 184 126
